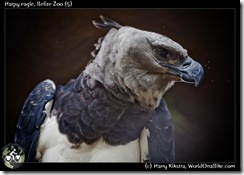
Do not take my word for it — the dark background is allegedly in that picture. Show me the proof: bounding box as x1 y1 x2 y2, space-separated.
5 9 236 163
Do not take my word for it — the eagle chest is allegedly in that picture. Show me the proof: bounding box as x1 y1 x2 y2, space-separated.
36 113 142 162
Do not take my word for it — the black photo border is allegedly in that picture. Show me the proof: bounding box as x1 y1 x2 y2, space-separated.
2 1 241 172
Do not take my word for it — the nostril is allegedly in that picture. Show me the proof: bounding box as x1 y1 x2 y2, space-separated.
182 60 191 68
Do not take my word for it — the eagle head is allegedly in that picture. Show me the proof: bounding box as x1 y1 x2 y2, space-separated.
85 16 204 110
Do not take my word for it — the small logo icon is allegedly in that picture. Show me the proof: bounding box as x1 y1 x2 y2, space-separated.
2 143 25 169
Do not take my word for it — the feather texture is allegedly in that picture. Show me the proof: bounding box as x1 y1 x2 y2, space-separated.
14 80 56 161
145 99 175 163
92 15 123 30
53 73 153 146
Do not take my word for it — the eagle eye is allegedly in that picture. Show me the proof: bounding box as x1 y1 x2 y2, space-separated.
156 47 170 58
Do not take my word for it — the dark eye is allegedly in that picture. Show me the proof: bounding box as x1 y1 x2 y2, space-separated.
156 47 170 58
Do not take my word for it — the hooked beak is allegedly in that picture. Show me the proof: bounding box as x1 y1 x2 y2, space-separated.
160 57 204 87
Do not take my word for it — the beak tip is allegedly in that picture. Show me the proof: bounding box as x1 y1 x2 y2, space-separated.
195 83 200 87
194 68 204 87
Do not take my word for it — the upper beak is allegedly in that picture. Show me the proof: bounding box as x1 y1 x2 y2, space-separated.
160 57 204 87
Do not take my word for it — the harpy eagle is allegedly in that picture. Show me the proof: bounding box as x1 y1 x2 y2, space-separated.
14 16 204 162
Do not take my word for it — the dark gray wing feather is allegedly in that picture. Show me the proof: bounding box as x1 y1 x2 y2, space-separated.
14 80 56 162
146 98 175 163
